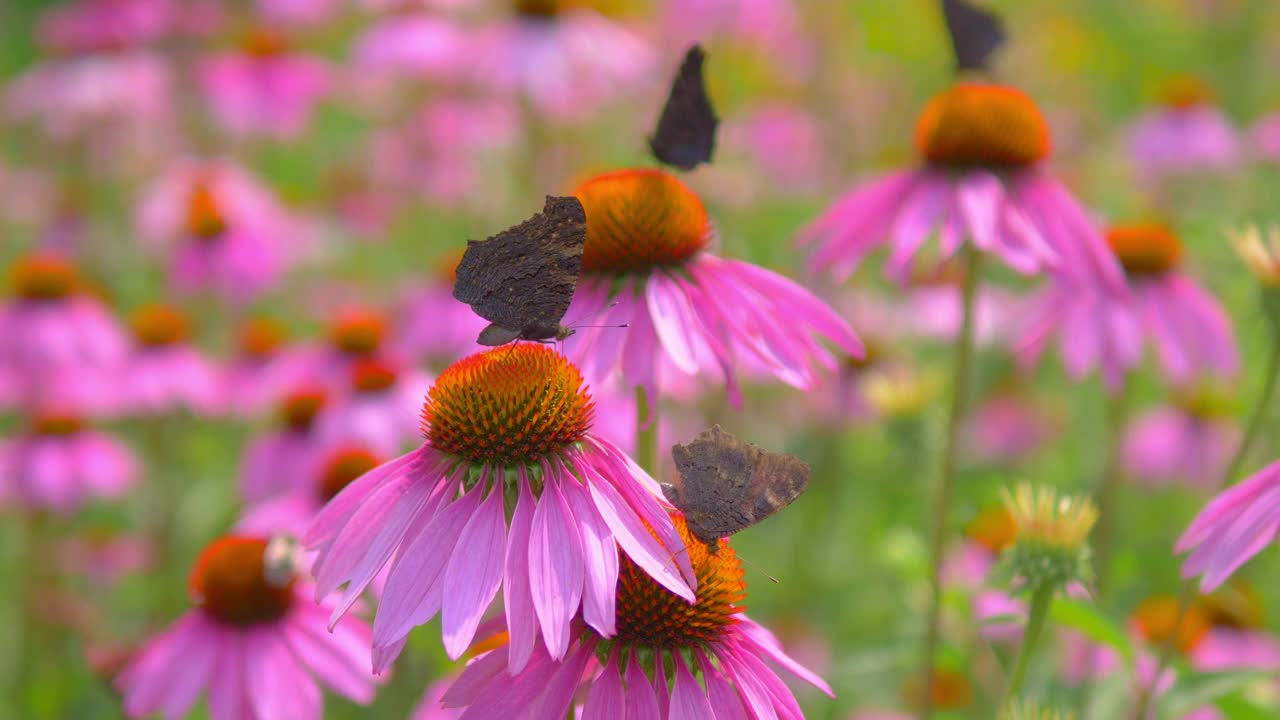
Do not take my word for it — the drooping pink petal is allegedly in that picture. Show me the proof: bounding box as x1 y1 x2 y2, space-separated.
528 475 585 659
624 655 663 720
442 482 508 658
582 651 625 718
562 475 619 637
504 468 539 673
669 658 715 719
245 626 322 720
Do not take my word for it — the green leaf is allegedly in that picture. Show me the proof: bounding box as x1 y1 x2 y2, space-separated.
1161 671 1272 718
1049 597 1134 661
1214 692 1276 720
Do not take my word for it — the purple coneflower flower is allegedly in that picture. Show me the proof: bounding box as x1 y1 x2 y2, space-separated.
0 412 136 513
314 358 433 455
352 12 470 82
240 388 330 502
120 303 222 415
242 445 385 537
1123 390 1239 490
222 316 304 417
799 82 1125 292
257 0 338 28
1190 581 1280 672
1129 76 1239 182
288 307 402 390
563 168 862 407
117 535 379 720
1251 111 1280 163
436 513 830 718
1177 458 1280 592
963 386 1057 465
305 344 696 671
198 27 330 139
38 0 175 53
396 251 487 366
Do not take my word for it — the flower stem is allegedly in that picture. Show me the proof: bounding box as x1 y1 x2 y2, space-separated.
919 246 983 720
1091 381 1132 599
1131 331 1280 720
1000 582 1055 709
635 386 659 477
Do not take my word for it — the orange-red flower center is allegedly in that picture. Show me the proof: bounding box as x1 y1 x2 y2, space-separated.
515 0 573 17
1199 581 1264 630
130 304 190 347
350 358 398 393
614 514 745 648
329 310 386 357
965 505 1018 553
241 27 289 58
423 344 593 466
10 255 79 301
1157 76 1214 111
185 181 228 242
239 317 286 359
32 414 85 436
574 169 711 275
1132 595 1209 655
915 83 1051 168
278 389 326 431
189 536 294 626
317 447 382 502
1106 223 1182 277
903 668 974 711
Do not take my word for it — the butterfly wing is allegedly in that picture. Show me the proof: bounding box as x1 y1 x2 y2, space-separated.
453 196 586 341
648 45 719 172
942 0 1006 73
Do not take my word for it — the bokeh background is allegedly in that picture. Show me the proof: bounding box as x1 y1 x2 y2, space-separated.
4 0 1280 717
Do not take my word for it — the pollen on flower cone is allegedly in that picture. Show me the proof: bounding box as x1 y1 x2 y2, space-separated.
11 255 79 300
614 514 745 648
318 447 381 501
239 317 286 358
915 83 1051 168
130 303 190 347
189 536 294 626
330 310 386 356
423 344 594 466
574 168 711 275
1106 224 1182 276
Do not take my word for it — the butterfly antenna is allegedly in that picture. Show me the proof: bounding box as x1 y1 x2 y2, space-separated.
668 539 779 584
563 300 621 330
740 555 779 584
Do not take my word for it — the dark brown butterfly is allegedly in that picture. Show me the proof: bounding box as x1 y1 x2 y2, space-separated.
452 195 586 346
648 45 719 172
664 425 810 550
942 0 1006 73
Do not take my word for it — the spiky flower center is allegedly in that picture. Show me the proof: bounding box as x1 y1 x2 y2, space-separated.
33 414 85 436
1002 484 1097 551
186 181 228 241
574 169 711 276
904 668 973 711
614 515 745 649
317 447 381 502
1132 595 1208 655
1156 75 1213 111
278 389 326 431
1199 581 1264 630
10 255 79 301
423 345 593 466
351 359 398 393
514 0 580 18
330 310 386 357
915 83 1051 168
966 506 1017 554
130 304 190 347
242 28 289 58
239 317 286 359
189 536 294 627
1106 224 1182 277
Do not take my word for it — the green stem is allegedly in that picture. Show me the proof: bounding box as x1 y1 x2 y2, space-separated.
635 386 659 478
1132 332 1280 720
919 246 983 720
1000 583 1055 709
1091 382 1132 599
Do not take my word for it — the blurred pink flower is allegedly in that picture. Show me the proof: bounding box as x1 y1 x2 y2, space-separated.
1129 79 1239 182
1018 223 1237 390
285 308 404 391
468 7 656 120
38 0 175 52
241 445 386 537
974 590 1025 644
0 414 136 514
240 388 330 502
702 104 825 206
1251 111 1280 162
395 256 487 366
1123 398 1239 490
55 529 151 586
222 317 309 417
564 169 862 408
305 346 696 672
120 304 222 416
1177 459 1280 592
964 389 1057 465
660 0 812 79
351 13 470 81
800 83 1126 293
136 158 297 302
314 358 433 455
412 673 461 720
198 28 330 139
258 0 338 28
941 506 1015 589
117 536 379 720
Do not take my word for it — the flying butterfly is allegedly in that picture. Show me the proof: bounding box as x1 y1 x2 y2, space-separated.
942 0 1006 73
648 44 720 172
452 195 586 346
664 425 811 551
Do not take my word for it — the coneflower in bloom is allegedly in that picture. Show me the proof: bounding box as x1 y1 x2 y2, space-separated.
240 388 330 502
222 316 304 417
1190 580 1280 671
198 27 330 139
1128 76 1239 182
963 386 1058 466
437 513 830 718
1018 222 1238 390
290 307 399 390
117 535 379 719
563 168 862 406
1123 389 1240 490
37 0 175 53
0 253 127 411
1176 457 1280 592
242 445 385 537
0 411 136 513
314 358 432 455
305 344 696 672
120 303 222 415
397 250 487 366
352 10 470 82
798 82 1124 292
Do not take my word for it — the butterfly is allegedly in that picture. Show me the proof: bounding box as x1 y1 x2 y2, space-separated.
452 195 586 346
649 45 720 172
664 425 811 550
942 0 1006 73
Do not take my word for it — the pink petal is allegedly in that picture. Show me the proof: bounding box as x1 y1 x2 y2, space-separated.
245 627 322 720
582 651 625 718
504 469 539 673
669 658 715 720
625 654 663 720
563 475 619 637
442 483 508 658
528 476 585 659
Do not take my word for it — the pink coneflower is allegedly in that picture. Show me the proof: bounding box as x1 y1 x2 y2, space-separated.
1176 458 1280 592
314 358 433 455
1129 77 1240 182
289 308 401 390
136 159 293 302
351 12 470 82
799 82 1125 292
0 254 127 411
397 251 486 366
198 27 330 139
1191 581 1280 672
660 0 811 79
964 386 1058 465
1124 390 1240 490
1019 223 1237 390
120 303 221 415
440 513 831 717
413 673 461 720
1252 111 1280 162
942 505 1016 589
703 104 824 206
240 388 330 502
222 317 303 417
54 527 151 587
242 445 385 537
257 0 338 28
38 0 174 52
305 344 696 671
467 1 656 121
0 412 137 513
117 535 378 719
564 168 862 406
